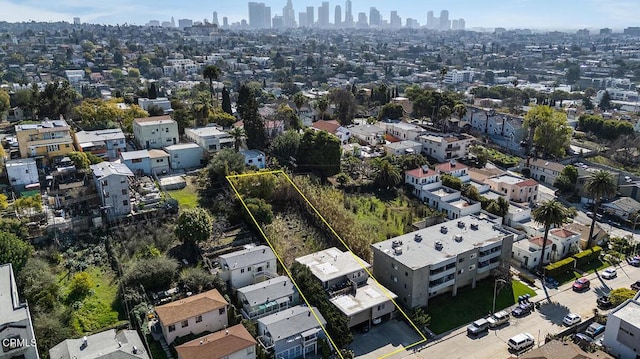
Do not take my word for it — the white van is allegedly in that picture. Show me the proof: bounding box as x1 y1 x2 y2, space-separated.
487 310 510 328
508 333 535 351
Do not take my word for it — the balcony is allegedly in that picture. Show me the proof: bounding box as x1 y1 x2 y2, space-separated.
429 266 456 281
428 274 455 293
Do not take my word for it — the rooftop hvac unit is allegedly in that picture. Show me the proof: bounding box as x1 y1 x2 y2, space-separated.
434 241 443 251
394 246 403 255
470 223 479 230
440 226 448 234
457 221 465 228
414 234 423 242
454 234 463 242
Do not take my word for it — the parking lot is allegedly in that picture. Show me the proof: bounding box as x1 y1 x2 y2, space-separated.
403 261 640 359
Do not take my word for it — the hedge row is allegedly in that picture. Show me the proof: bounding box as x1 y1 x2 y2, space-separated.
544 246 603 277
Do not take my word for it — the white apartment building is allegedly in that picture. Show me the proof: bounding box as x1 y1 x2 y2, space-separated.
218 245 277 289
133 116 179 149
418 133 474 162
185 126 234 154
5 158 38 187
443 69 475 84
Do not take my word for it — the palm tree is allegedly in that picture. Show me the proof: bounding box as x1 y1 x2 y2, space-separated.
532 200 570 302
375 160 401 189
228 127 246 152
293 92 306 114
453 103 467 120
438 105 451 132
439 66 448 91
585 170 617 248
203 65 222 107
316 97 328 121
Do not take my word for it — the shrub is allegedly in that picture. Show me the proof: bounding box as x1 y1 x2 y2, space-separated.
544 257 576 278
573 246 602 267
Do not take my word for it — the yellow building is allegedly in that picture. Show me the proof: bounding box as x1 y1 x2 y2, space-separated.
15 119 75 163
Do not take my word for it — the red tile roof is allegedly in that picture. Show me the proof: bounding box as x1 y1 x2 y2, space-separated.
175 324 256 359
312 120 340 133
516 179 538 187
529 236 552 247
436 161 468 173
385 133 401 143
156 289 227 326
406 167 438 178
550 228 578 238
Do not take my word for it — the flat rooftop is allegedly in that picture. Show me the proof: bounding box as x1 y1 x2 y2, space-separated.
0 264 29 325
186 126 229 138
295 247 370 283
489 175 523 185
611 298 640 329
372 215 509 269
330 278 397 317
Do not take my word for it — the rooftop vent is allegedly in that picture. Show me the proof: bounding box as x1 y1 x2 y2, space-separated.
392 240 403 248
454 234 463 242
394 246 403 255
440 226 448 234
132 346 138 354
450 159 457 167
414 234 423 242
470 223 479 230
457 221 465 229
421 165 430 174
435 241 443 251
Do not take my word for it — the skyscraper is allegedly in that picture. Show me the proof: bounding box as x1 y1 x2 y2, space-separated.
306 6 314 27
248 2 270 28
283 0 296 28
390 11 401 29
264 6 271 28
344 0 353 27
369 7 381 27
318 2 330 28
427 11 434 29
458 18 465 30
299 12 307 27
223 17 228 27
357 12 367 28
439 10 449 31
178 18 192 29
451 19 458 30
212 12 218 25
334 5 342 27
73 17 80 25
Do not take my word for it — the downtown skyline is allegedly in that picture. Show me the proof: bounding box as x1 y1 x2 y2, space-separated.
0 0 639 30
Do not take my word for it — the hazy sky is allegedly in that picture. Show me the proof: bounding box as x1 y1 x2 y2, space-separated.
0 0 638 29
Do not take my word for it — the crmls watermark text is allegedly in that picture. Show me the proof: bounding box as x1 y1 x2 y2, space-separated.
2 338 37 350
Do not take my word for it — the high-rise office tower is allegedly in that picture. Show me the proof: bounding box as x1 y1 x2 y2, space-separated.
299 12 307 27
283 0 296 28
369 7 381 27
73 17 81 25
212 12 218 25
458 18 465 30
272 15 283 28
344 0 353 27
178 18 192 29
318 2 330 28
306 6 314 27
223 17 228 27
451 19 458 30
264 6 271 28
248 2 264 28
439 10 449 30
334 5 342 27
390 11 401 29
357 12 367 28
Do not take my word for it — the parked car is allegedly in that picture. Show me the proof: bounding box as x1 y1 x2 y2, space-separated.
563 313 582 326
573 333 594 345
508 333 535 352
631 281 640 291
511 303 533 318
601 268 617 279
467 318 490 337
573 277 591 292
585 323 606 338
487 310 510 328
597 295 614 309
629 256 640 267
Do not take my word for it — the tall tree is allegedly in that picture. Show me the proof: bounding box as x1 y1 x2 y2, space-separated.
236 84 252 119
531 200 570 301
298 129 341 180
316 97 329 120
228 127 246 152
293 92 306 113
175 208 214 245
221 87 232 115
523 105 553 165
584 170 617 248
374 159 402 189
0 231 33 272
243 92 267 150
598 90 612 111
329 89 356 126
0 90 9 119
203 65 222 107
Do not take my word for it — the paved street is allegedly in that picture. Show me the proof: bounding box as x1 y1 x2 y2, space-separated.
402 262 640 359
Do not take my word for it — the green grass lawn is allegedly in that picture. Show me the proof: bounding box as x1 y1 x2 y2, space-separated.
60 266 126 333
168 185 199 209
551 259 610 285
426 279 536 334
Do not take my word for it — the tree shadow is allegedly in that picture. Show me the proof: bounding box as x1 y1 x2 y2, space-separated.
537 301 571 326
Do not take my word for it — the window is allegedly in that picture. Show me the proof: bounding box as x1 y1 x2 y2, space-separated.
458 269 464 274
132 158 142 163
470 253 476 259
377 303 385 310
405 271 408 277
391 263 397 270
458 257 465 263
101 180 108 186
241 268 245 273
122 189 128 195
391 275 397 282
469 265 476 271
195 315 202 323
123 200 128 206
167 138 172 142
181 320 188 328
168 324 175 332
219 308 225 315
247 266 252 271
156 159 164 163
166 128 170 132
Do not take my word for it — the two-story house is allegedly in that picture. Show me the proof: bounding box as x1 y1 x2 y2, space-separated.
349 124 385 145
120 150 170 176
381 122 424 141
524 158 564 186
311 120 351 144
484 175 538 204
74 129 127 161
417 133 474 162
5 158 39 188
371 215 514 308
218 245 277 289
0 264 39 359
15 119 74 164
185 126 234 154
155 289 229 344
295 248 397 328
405 166 441 198
175 324 256 359
237 276 298 320
49 329 149 359
257 306 326 359
90 162 134 219
133 116 178 149
511 236 553 270
435 161 471 183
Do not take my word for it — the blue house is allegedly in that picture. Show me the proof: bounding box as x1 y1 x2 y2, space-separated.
241 149 266 169
120 149 170 175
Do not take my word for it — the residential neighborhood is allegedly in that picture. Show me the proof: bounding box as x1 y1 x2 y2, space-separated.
2 3 640 359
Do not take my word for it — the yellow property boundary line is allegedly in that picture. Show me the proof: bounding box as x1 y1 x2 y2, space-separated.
226 170 427 359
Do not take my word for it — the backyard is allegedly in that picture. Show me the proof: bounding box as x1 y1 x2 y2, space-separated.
426 279 536 334
167 176 200 209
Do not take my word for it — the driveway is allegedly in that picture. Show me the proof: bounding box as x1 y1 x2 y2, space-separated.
350 319 424 359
